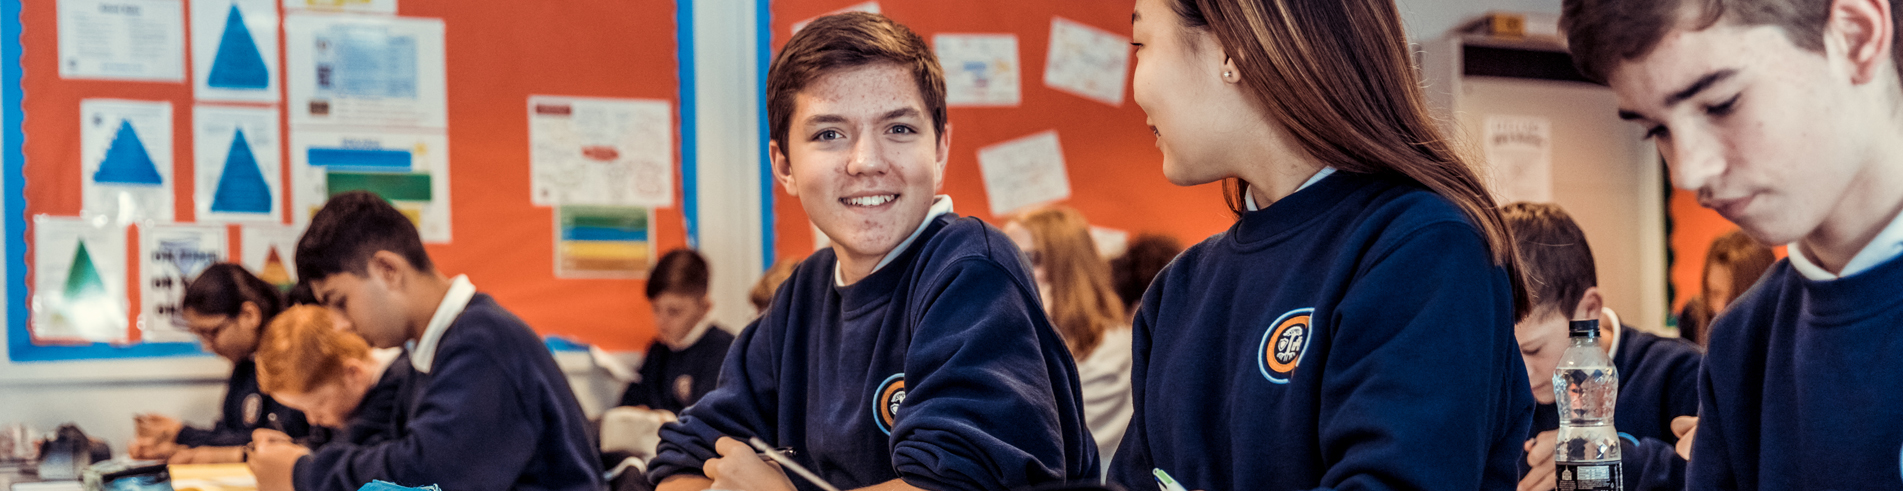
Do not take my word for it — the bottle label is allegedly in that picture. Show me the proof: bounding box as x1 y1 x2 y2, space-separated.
1557 462 1623 491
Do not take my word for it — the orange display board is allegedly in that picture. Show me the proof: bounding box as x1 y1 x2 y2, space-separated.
766 1 1235 264
1666 188 1786 314
13 0 683 358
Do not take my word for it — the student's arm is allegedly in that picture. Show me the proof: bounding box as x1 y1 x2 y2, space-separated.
890 257 1092 490
1310 221 1529 489
647 316 781 485
1624 436 1688 491
1683 363 1737 490
289 345 543 491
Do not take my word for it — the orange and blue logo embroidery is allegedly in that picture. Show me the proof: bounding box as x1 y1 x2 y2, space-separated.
1257 308 1314 384
873 373 906 435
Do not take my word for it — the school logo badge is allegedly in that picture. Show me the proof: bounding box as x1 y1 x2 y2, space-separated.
873 373 906 435
242 393 263 426
673 375 694 404
1257 308 1314 384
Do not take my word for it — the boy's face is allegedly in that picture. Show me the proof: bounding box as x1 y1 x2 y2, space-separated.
273 367 371 429
772 63 948 265
309 270 409 349
1608 21 1873 246
1514 308 1572 405
650 292 711 347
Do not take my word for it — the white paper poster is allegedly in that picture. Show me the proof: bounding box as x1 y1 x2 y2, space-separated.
978 130 1072 216
289 129 452 242
935 34 1020 107
283 0 395 14
194 105 283 223
241 225 303 289
1483 115 1554 203
528 96 675 207
285 14 448 129
1044 17 1130 107
1089 226 1129 260
139 224 227 343
57 0 186 82
32 216 130 344
792 1 880 35
191 0 281 102
81 99 174 224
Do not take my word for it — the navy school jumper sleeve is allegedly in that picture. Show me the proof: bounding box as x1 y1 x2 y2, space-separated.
648 214 1098 491
291 294 603 491
1109 171 1533 491
175 359 312 447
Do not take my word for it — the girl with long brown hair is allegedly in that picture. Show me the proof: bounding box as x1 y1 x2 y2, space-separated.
1116 0 1534 488
1001 206 1133 470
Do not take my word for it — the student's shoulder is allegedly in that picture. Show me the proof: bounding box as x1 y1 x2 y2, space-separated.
1623 327 1704 368
443 293 544 355
1704 260 1796 367
918 215 1024 270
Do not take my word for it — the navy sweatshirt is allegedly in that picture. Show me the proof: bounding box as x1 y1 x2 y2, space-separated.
1687 253 1903 489
293 294 603 491
1109 172 1533 491
619 327 734 414
304 354 419 454
648 213 1098 491
176 359 312 447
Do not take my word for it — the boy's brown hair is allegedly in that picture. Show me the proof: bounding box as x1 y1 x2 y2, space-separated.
766 12 946 147
1501 202 1598 318
1561 0 1903 84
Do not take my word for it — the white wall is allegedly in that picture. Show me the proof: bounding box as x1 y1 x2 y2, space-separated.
1394 0 1563 40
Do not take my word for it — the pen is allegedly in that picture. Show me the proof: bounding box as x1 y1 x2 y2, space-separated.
1153 468 1189 491
748 437 840 491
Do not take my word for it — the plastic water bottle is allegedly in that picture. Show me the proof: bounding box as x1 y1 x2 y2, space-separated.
1553 319 1622 491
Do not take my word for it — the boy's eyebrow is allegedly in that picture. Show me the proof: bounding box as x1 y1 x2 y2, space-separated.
1663 68 1737 107
1132 11 1140 23
878 107 920 121
801 108 920 127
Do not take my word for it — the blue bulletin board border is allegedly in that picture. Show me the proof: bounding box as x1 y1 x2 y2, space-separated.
758 0 775 269
679 0 701 249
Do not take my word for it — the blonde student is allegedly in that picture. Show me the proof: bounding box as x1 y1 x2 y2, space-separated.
1115 0 1535 488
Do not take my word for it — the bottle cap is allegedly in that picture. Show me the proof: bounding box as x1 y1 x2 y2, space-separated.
1569 319 1600 338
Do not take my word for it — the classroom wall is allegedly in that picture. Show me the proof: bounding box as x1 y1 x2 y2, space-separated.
1393 0 1561 40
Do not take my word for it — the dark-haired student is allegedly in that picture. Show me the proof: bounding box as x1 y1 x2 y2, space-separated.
1112 0 1534 489
620 249 733 414
1563 0 1903 486
129 263 312 464
1503 203 1702 491
648 12 1097 491
245 191 602 491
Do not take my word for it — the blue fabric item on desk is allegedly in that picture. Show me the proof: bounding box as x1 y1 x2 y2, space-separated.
357 480 440 491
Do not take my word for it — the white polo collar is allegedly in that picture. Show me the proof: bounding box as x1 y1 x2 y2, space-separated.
410 275 476 374
663 316 717 352
1246 167 1337 212
834 196 955 286
1787 207 1903 281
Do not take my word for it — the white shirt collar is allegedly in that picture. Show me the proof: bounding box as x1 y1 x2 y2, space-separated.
410 275 477 374
663 315 717 352
834 196 955 286
1246 167 1337 212
1600 307 1623 360
1787 208 1903 281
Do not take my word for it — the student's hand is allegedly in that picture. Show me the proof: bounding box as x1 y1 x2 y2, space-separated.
1672 416 1698 461
1518 429 1558 491
655 475 714 491
704 437 794 491
246 429 310 491
127 436 178 461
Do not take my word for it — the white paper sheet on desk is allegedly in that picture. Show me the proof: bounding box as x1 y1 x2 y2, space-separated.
283 0 396 14
792 1 880 35
139 224 228 343
285 14 447 129
191 0 280 102
936 34 1021 107
81 99 175 225
32 216 130 344
978 130 1072 217
528 96 675 207
1044 17 1131 107
57 0 185 82
288 129 452 243
194 105 284 223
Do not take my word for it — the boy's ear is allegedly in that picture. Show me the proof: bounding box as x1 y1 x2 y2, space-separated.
367 250 410 290
933 123 952 191
1832 0 1895 85
1573 286 1605 321
238 301 264 331
770 140 800 196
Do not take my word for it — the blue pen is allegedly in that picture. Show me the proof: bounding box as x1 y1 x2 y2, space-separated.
1153 468 1189 491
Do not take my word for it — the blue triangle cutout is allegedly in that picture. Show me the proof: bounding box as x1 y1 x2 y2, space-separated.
207 5 270 90
210 129 274 214
93 120 164 185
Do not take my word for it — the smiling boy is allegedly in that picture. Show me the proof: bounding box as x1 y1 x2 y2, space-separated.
646 12 1097 491
1562 0 1903 487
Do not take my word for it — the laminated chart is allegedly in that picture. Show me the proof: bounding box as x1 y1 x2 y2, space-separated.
1044 17 1130 107
528 96 675 207
32 217 130 344
242 225 304 290
81 99 174 224
282 0 396 14
192 0 281 102
56 0 186 81
978 130 1071 216
290 130 451 242
139 225 227 343
554 205 652 279
194 105 283 222
285 14 447 129
935 34 1021 107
